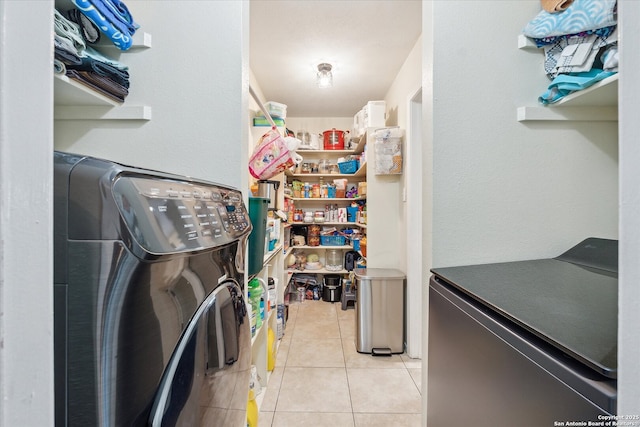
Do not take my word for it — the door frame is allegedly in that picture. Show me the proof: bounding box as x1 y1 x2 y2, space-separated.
405 85 423 358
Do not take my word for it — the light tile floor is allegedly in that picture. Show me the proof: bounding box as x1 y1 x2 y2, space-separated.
256 300 422 427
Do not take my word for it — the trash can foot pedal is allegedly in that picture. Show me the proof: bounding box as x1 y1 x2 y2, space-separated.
371 348 392 357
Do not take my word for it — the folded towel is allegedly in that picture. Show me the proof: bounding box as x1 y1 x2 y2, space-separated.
54 9 86 53
66 8 101 44
89 0 139 34
54 59 67 75
70 56 130 88
54 36 83 65
541 0 575 13
524 0 617 39
71 0 134 50
66 69 128 103
107 0 136 23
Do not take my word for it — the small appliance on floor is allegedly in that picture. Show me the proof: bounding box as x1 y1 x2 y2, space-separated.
322 274 342 302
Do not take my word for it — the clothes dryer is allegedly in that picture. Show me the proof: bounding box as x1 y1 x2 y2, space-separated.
54 152 252 426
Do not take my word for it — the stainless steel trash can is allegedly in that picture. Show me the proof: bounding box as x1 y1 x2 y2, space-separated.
355 268 406 355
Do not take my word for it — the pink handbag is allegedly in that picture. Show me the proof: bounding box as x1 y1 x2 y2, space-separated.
249 127 301 180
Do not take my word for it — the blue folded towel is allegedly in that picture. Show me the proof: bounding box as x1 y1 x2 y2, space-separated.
88 0 138 35
71 0 139 50
524 0 617 39
538 68 616 105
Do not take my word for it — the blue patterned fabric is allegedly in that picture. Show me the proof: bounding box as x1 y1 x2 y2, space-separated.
88 0 138 35
523 0 617 39
531 25 616 48
71 0 139 50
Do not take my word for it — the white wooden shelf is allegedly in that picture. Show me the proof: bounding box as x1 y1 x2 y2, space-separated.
287 162 367 178
262 244 283 266
517 31 619 122
287 222 365 231
284 221 365 229
297 149 356 154
549 74 618 107
53 0 152 119
297 133 366 154
55 105 152 121
517 34 537 50
54 74 152 119
517 105 618 122
250 308 274 346
517 74 618 122
285 196 366 202
55 74 121 107
94 31 153 50
287 268 348 274
53 31 153 120
289 245 353 250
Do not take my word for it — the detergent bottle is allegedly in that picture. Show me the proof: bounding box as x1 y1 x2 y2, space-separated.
248 278 264 329
246 389 258 427
267 327 276 371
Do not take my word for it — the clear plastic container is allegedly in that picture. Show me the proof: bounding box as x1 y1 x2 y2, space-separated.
265 101 287 119
326 249 343 271
374 127 403 175
319 159 329 174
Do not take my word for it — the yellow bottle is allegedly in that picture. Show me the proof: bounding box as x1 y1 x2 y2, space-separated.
247 389 258 427
267 327 276 371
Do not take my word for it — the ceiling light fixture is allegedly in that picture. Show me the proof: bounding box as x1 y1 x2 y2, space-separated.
316 63 333 88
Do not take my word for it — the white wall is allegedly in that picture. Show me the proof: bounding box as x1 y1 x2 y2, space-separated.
383 35 423 357
421 2 434 424
423 0 626 423
0 1 55 426
371 35 421 270
0 3 249 426
431 1 618 268
383 36 422 269
54 0 250 191
385 35 422 133
618 0 640 416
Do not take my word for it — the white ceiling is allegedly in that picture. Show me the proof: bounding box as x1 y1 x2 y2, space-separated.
249 0 422 117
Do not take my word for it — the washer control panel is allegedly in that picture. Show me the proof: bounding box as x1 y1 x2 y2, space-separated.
112 176 251 254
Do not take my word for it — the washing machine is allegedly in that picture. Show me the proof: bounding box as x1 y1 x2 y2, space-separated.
54 152 253 426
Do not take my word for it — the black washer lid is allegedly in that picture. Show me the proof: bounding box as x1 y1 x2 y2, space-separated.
431 238 618 378
555 237 618 274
